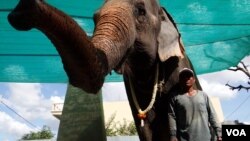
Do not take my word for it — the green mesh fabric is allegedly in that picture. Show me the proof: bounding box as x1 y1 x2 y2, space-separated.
0 0 249 83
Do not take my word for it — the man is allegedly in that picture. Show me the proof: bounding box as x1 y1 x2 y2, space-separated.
168 68 222 141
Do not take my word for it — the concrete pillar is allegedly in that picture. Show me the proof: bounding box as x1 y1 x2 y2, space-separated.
57 84 106 141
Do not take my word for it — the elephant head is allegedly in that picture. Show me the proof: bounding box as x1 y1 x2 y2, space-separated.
8 0 185 93
8 0 200 141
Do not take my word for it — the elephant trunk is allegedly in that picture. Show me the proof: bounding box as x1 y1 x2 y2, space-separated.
92 4 136 70
8 0 135 93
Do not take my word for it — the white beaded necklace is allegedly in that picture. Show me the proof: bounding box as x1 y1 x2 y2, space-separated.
128 63 159 127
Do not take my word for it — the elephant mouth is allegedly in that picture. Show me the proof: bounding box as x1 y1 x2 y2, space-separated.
134 40 146 52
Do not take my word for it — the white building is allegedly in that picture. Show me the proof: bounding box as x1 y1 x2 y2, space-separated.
51 97 224 123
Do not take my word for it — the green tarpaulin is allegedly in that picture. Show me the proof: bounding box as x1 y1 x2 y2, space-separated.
0 0 250 83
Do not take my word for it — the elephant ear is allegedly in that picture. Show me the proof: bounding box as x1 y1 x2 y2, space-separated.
157 8 185 62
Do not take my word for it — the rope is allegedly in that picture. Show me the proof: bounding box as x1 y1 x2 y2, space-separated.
129 63 159 127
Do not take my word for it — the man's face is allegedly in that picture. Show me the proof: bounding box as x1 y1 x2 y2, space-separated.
179 72 195 87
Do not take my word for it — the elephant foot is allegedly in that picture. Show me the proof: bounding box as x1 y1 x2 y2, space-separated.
8 0 40 30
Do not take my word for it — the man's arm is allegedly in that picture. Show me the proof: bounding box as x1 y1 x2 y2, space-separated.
168 97 178 141
206 95 222 140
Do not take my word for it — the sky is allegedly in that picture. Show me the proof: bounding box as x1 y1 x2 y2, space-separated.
0 55 249 141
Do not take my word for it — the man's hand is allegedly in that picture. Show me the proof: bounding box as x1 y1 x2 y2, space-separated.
217 136 222 141
170 136 178 141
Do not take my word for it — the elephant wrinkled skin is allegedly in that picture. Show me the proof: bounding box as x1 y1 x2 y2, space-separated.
8 0 201 141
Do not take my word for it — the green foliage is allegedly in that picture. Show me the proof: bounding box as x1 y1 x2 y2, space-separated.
20 114 137 139
105 113 117 136
105 113 137 136
20 125 54 140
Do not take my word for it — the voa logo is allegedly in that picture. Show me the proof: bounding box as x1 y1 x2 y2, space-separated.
226 129 246 136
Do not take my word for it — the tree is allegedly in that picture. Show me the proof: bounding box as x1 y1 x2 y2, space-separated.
105 113 117 136
20 125 54 140
115 119 137 135
20 114 136 139
226 60 250 91
105 113 137 136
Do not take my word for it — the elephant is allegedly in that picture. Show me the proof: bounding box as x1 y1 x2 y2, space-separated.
8 0 202 141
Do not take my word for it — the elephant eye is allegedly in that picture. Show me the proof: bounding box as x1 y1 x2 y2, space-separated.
135 3 146 16
138 6 146 16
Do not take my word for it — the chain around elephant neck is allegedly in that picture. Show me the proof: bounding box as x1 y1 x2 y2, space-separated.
128 63 159 127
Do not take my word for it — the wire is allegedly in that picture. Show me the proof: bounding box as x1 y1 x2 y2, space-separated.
243 110 250 121
0 95 5 112
186 35 250 47
2 35 249 58
0 9 12 12
1 8 250 26
0 53 59 57
177 23 250 26
0 100 38 129
0 103 4 112
225 94 250 120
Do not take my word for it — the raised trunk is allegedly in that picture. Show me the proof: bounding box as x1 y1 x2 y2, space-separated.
92 3 135 71
8 0 134 93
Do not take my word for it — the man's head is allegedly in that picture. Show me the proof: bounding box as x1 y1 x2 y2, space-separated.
179 68 194 77
179 68 195 88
